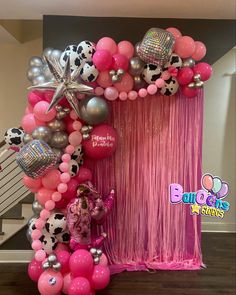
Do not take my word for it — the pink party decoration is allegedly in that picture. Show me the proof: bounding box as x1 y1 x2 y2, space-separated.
174 36 196 58
114 73 134 92
21 113 37 133
38 270 63 295
57 183 68 193
147 84 157 95
33 101 56 122
191 41 206 61
155 78 165 88
181 85 199 98
35 218 45 230
94 86 104 96
28 91 44 107
138 88 148 98
166 27 182 40
52 191 62 202
69 131 82 147
99 254 108 267
92 50 112 71
62 154 71 163
193 62 212 81
177 67 194 85
72 120 82 131
68 277 91 295
37 188 54 205
96 37 117 54
119 92 128 101
59 162 69 173
31 240 43 251
40 209 51 220
128 90 138 100
74 167 93 184
42 169 61 190
70 110 78 121
32 229 42 240
83 124 118 160
43 90 54 103
60 172 71 183
28 258 44 282
63 273 72 294
62 178 79 201
118 41 134 59
161 71 171 81
65 145 75 155
112 53 129 71
90 265 110 290
104 86 119 100
69 249 94 277
23 175 42 189
35 250 46 262
96 71 112 88
56 250 70 274
45 200 55 211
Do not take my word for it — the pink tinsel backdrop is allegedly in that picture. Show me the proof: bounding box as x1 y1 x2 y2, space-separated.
92 91 203 273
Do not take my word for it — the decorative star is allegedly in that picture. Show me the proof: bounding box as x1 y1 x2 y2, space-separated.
28 56 94 116
190 203 201 215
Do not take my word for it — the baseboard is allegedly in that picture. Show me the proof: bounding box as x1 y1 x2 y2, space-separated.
0 250 33 263
201 222 236 233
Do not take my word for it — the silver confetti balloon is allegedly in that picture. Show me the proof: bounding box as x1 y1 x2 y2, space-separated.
29 56 44 68
133 75 147 91
48 119 66 132
32 75 46 86
32 126 52 143
27 66 42 81
129 57 145 76
50 131 68 149
182 58 196 68
32 200 43 215
137 28 175 67
16 140 58 178
23 133 33 144
79 96 109 125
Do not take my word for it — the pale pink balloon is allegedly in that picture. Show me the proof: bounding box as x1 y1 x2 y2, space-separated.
174 36 196 58
57 183 68 193
63 273 72 294
35 249 46 262
112 54 129 71
193 62 212 81
23 175 42 189
166 27 182 40
90 265 110 290
92 50 112 71
38 270 63 295
96 71 112 88
155 78 165 88
42 169 61 190
28 258 44 282
104 86 119 100
36 188 54 205
96 37 117 54
118 40 134 58
114 73 134 92
147 84 157 95
69 131 82 146
181 85 199 98
119 91 128 101
69 249 94 277
99 254 108 266
33 101 56 122
94 86 104 96
68 277 91 295
177 67 194 85
45 200 55 211
191 41 206 61
128 90 138 100
21 113 37 133
138 88 148 98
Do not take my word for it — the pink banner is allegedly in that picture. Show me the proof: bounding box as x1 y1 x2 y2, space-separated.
92 91 203 273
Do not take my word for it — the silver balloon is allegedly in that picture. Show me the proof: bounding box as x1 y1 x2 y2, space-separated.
182 58 195 68
79 96 109 125
52 148 63 160
134 42 141 56
50 49 62 61
133 75 147 91
23 133 33 144
96 249 102 256
32 126 52 143
43 47 54 61
42 65 53 80
94 256 100 264
50 131 68 149
29 56 44 68
48 119 66 132
52 262 61 271
48 254 57 263
27 66 42 81
26 228 32 243
129 57 145 76
32 200 43 215
90 248 97 255
32 75 46 86
27 215 37 226
42 261 50 270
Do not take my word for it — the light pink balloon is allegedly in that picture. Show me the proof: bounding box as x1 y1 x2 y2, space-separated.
21 113 37 133
114 73 134 92
104 86 119 100
202 174 213 191
69 249 94 277
191 41 206 61
63 273 73 294
177 67 194 85
97 71 112 88
42 169 61 190
68 277 91 295
33 101 56 122
181 85 199 98
90 265 110 290
36 188 54 206
38 270 63 295
28 258 44 282
112 53 129 71
23 175 42 189
166 27 182 40
193 62 212 81
118 41 134 58
99 254 108 266
96 37 117 54
174 36 196 58
69 131 82 146
92 50 112 71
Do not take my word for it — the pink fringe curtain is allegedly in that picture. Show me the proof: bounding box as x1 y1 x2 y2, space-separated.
92 91 204 273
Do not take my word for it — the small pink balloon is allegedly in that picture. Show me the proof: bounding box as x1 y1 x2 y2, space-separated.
119 91 128 101
96 71 112 88
96 37 117 54
32 229 42 240
191 41 206 61
114 73 134 92
35 250 46 262
112 54 129 71
99 254 108 266
60 172 71 183
63 273 72 294
155 78 165 88
177 67 194 85
28 91 44 107
52 192 62 202
181 85 199 98
61 154 71 163
56 250 70 274
166 27 182 40
45 200 55 211
69 131 82 147
90 265 110 290
174 36 196 58
193 62 212 81
57 183 68 193
68 277 91 295
28 258 44 282
23 175 42 189
92 50 112 71
147 84 157 95
94 86 104 96
128 90 138 100
202 173 213 191
38 269 63 295
59 162 69 173
138 88 148 98
33 101 56 122
69 249 94 277
42 169 61 190
118 40 134 58
31 240 43 251
40 209 51 220
21 113 37 133
74 167 92 184
36 188 54 206
104 86 118 100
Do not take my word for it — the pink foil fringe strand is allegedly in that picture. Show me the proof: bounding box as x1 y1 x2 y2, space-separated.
92 91 204 274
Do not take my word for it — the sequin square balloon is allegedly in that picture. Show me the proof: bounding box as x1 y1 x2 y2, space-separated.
16 140 58 178
137 28 175 67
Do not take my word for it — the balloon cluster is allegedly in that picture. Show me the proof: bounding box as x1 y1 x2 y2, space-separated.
202 174 229 199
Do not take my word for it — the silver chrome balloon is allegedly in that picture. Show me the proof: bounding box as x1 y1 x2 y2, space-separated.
51 148 63 160
27 215 37 227
129 57 145 76
134 42 141 56
29 56 44 68
23 133 33 144
79 96 109 125
50 49 62 61
27 66 42 81
133 75 146 91
52 262 61 271
32 200 43 215
43 47 54 61
48 119 66 132
32 126 52 143
48 254 57 263
182 58 196 68
26 228 32 243
32 75 46 86
50 131 68 149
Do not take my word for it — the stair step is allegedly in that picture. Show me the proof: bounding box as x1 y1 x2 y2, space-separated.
1 217 24 221
20 193 34 204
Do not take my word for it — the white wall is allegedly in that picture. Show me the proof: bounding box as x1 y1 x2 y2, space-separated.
0 38 42 138
202 48 236 232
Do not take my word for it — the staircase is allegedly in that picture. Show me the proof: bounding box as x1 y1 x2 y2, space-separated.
0 141 33 246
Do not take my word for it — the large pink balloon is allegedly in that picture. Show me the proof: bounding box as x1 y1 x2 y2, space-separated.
23 175 42 189
191 41 206 61
166 27 182 40
193 62 212 81
177 67 194 85
56 250 70 274
96 37 117 55
202 173 213 191
114 73 134 92
62 178 79 201
28 258 44 282
118 41 134 59
74 167 93 184
38 270 63 295
33 101 56 122
181 85 199 98
68 277 91 295
83 124 118 160
92 50 112 71
96 71 112 88
42 169 61 190
21 113 37 133
63 273 73 294
90 265 110 290
174 36 195 58
69 249 94 277
36 188 54 206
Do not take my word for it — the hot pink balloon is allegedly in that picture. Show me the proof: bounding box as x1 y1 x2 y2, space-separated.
202 173 213 191
42 169 61 190
96 37 117 55
118 41 134 59
166 27 182 40
28 91 44 107
74 167 93 184
192 41 206 61
99 254 108 266
63 273 73 294
28 258 44 282
21 113 37 133
96 71 112 88
92 50 112 71
68 277 91 295
90 265 110 290
62 178 79 201
38 270 63 295
216 182 229 199
55 197 70 209
56 250 70 274
36 188 54 206
193 62 212 81
181 85 199 98
177 67 194 85
69 249 94 277
55 243 70 252
23 175 42 189
174 36 196 58
83 124 118 160
114 73 134 92
33 101 56 122
112 54 129 71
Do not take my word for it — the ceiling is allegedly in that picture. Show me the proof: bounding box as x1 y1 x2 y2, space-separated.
0 0 236 19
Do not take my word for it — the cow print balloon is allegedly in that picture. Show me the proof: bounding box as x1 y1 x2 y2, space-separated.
142 64 162 84
163 53 182 70
4 127 24 148
71 145 84 164
56 231 70 244
45 213 67 236
39 232 58 254
60 44 84 72
160 76 179 96
80 61 99 82
68 159 80 177
77 41 96 62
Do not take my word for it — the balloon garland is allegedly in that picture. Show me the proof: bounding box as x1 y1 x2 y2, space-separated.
2 27 212 295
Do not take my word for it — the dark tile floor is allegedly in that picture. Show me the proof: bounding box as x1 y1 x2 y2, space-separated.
0 233 235 295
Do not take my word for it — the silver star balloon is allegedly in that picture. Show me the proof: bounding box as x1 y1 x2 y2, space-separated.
28 56 94 116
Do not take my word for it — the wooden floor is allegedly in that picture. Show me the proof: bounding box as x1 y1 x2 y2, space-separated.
0 233 235 295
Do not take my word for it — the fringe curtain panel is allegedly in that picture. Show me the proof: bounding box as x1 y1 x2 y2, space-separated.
92 91 204 273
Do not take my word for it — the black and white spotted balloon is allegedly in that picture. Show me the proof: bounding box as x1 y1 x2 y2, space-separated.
80 62 99 82
60 44 84 72
56 231 70 244
142 64 162 84
68 159 80 177
77 41 96 62
39 232 58 254
4 128 24 148
163 53 182 70
160 76 179 96
71 145 84 164
45 213 67 236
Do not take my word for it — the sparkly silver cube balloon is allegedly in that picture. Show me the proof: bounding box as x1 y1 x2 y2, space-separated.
137 28 175 67
16 140 58 178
